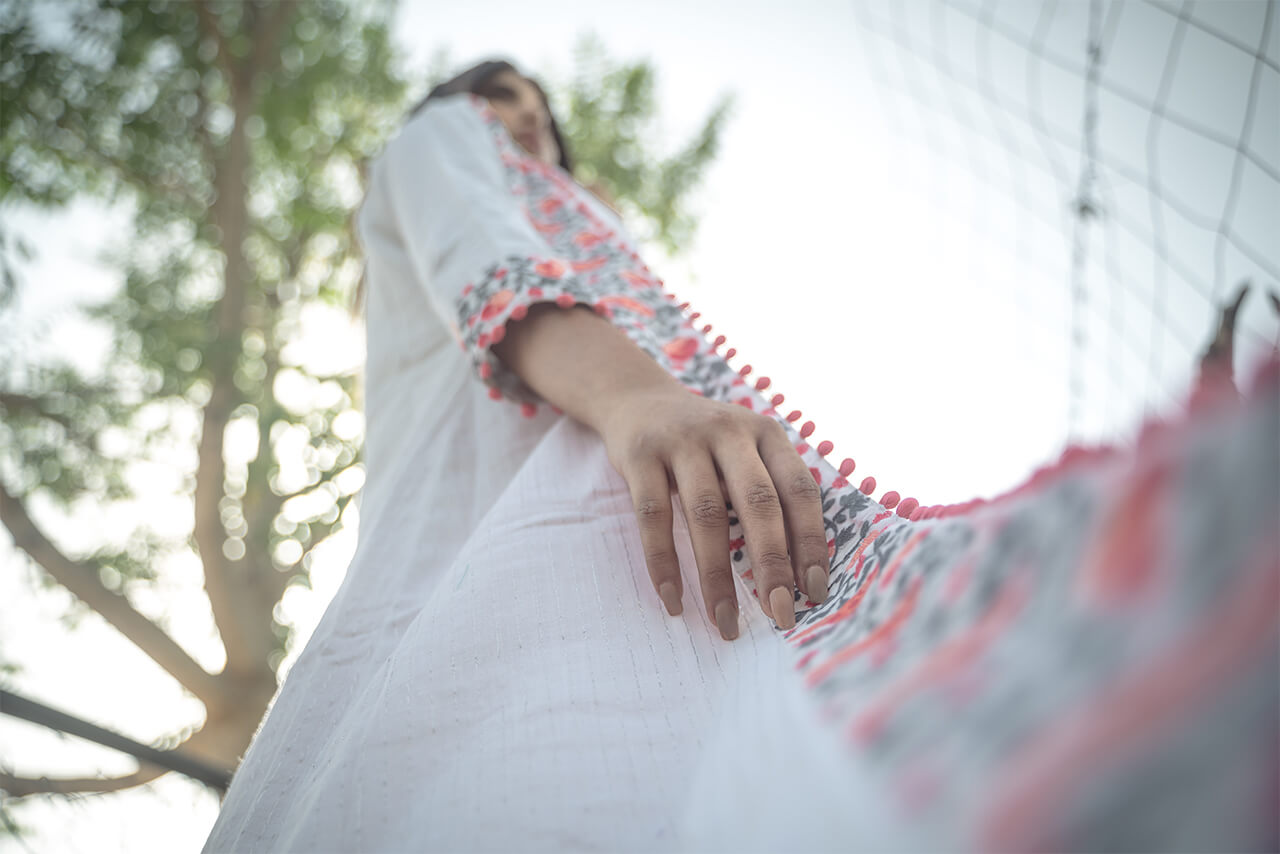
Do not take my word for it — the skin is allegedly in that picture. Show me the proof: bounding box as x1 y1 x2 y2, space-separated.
484 68 620 212
485 72 830 640
482 69 561 167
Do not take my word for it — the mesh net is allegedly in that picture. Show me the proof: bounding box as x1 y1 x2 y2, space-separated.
849 0 1278 441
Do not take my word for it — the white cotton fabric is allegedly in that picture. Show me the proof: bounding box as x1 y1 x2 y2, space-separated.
201 98 852 853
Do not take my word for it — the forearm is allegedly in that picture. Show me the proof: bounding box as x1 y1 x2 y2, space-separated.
490 302 684 434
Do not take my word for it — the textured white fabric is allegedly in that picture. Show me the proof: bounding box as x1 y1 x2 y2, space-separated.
201 92 1280 854
202 97 815 853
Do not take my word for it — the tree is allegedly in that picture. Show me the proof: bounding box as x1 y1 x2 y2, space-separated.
0 0 730 822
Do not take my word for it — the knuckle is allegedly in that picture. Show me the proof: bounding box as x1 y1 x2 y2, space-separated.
783 470 822 500
643 547 678 569
633 497 669 524
793 530 830 555
704 407 739 430
628 431 666 461
743 480 781 513
756 412 788 437
754 547 793 568
688 493 728 527
698 563 735 589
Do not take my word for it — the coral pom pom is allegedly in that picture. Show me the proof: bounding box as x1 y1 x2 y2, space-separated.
880 490 900 509
896 497 919 518
510 304 528 321
786 410 802 423
859 476 876 495
713 335 727 348
487 387 503 401
555 293 575 308
755 376 771 391
489 324 506 344
725 348 737 359
702 323 713 334
816 440 834 456
771 393 785 406
799 421 815 439
738 364 752 377
910 506 925 521
520 402 537 418
690 311 700 320
479 362 493 380
838 458 856 477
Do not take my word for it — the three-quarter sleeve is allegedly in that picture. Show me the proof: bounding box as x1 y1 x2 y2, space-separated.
373 93 682 410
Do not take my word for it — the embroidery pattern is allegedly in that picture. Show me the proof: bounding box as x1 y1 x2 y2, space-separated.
449 92 1280 850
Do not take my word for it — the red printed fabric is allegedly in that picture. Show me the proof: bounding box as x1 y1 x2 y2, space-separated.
454 94 730 409
464 94 1278 849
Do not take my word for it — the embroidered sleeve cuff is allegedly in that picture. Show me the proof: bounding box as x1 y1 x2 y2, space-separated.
453 254 683 415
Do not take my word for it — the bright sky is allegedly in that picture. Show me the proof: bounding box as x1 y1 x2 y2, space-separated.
1 0 1276 850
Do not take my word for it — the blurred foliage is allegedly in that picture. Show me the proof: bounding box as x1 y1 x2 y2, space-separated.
1 0 406 660
0 0 730 816
555 34 734 254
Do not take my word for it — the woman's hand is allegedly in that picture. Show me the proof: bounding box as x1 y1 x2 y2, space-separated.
596 385 830 640
489 303 827 639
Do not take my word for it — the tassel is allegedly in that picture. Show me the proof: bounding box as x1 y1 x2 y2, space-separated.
859 476 876 495
816 440 833 456
799 421 815 439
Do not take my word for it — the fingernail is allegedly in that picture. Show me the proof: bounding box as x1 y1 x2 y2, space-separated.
714 599 739 641
805 565 829 604
659 581 682 616
769 587 795 630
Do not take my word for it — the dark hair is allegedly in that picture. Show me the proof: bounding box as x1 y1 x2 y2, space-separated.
408 59 573 174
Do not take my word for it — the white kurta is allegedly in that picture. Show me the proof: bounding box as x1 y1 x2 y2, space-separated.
201 93 864 852
203 94 1279 853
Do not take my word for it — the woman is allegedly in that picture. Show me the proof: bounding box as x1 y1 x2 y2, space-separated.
204 57 838 852
204 59 1279 852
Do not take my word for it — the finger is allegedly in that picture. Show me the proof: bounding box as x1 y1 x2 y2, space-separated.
625 459 684 617
670 451 740 641
758 422 830 605
715 441 798 630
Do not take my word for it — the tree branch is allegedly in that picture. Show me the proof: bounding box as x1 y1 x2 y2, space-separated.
194 1 236 86
0 765 168 798
0 484 223 706
248 0 298 80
